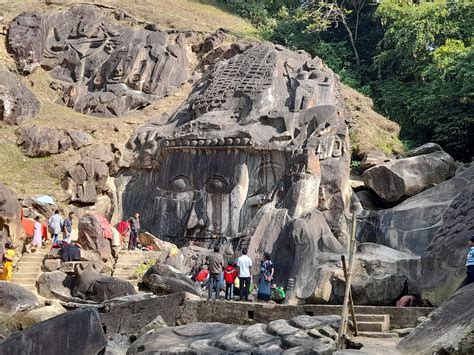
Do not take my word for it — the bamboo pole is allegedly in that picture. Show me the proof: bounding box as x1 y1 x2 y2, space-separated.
337 212 358 349
341 255 358 336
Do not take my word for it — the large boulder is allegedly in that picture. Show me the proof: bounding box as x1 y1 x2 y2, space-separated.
406 142 444 157
0 182 23 248
0 282 38 315
62 157 110 205
37 270 74 302
357 165 474 255
362 150 454 203
77 214 113 262
128 315 342 354
0 308 107 355
0 68 40 124
421 183 474 305
21 301 67 328
0 282 38 335
331 243 421 306
15 126 92 157
398 283 474 354
138 232 178 253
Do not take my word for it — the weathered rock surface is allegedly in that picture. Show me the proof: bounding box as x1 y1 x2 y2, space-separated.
15 126 92 157
362 150 454 203
71 264 136 302
421 182 474 305
0 282 38 315
138 232 177 252
37 270 74 302
8 5 190 117
0 182 23 248
0 282 39 335
63 158 110 205
21 301 67 328
100 292 200 335
127 315 342 354
104 333 131 355
406 142 443 157
0 68 40 124
331 243 421 306
398 283 474 354
77 214 112 261
360 150 391 170
357 165 474 255
142 267 200 297
0 308 107 355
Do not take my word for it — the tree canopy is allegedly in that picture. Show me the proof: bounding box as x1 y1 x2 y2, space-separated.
207 0 473 161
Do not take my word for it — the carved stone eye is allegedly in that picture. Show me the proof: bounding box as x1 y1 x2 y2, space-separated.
205 176 228 193
168 176 193 192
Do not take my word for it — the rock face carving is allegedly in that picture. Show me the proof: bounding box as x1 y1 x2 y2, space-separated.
71 264 137 302
117 42 354 304
8 5 189 117
0 68 41 124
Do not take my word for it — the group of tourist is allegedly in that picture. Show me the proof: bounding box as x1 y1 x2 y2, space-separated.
206 247 275 302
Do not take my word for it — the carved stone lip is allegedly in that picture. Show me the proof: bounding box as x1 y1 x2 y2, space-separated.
162 137 252 148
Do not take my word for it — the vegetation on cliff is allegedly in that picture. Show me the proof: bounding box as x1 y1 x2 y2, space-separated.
207 0 473 161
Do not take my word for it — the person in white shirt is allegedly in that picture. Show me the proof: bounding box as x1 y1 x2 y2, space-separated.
48 210 63 245
236 248 252 301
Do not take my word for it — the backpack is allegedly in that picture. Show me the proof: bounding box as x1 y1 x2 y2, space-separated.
271 286 286 303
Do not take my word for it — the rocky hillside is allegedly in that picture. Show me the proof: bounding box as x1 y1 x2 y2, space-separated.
0 0 402 205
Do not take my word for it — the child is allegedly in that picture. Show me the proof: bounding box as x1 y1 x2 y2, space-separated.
27 216 43 253
224 261 237 300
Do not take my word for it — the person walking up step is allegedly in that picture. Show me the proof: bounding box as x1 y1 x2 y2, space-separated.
128 212 140 251
48 210 63 245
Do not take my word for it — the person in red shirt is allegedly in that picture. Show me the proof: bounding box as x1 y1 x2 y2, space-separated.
224 261 237 300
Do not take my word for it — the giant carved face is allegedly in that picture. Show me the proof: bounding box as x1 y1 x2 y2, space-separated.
122 146 287 247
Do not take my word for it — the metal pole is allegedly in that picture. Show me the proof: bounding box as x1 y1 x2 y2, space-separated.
337 212 358 349
341 255 358 336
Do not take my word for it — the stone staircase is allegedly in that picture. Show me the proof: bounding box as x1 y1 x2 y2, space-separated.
113 251 161 288
356 314 398 338
12 249 48 293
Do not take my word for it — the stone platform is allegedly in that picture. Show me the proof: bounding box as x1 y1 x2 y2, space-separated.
97 293 434 335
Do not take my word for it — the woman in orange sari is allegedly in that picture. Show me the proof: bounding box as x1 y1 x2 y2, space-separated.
0 242 16 282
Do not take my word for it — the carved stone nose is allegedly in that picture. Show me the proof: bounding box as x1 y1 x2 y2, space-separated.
186 202 206 230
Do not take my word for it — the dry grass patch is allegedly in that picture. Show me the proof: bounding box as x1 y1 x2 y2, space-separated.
341 84 404 158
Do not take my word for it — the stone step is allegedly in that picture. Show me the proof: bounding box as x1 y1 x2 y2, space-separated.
16 265 42 273
116 261 142 266
358 331 399 338
114 274 137 279
356 314 389 323
357 322 388 332
12 275 38 282
19 258 45 263
14 285 36 291
14 281 36 287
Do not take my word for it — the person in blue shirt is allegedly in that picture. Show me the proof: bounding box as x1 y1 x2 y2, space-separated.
466 235 474 285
